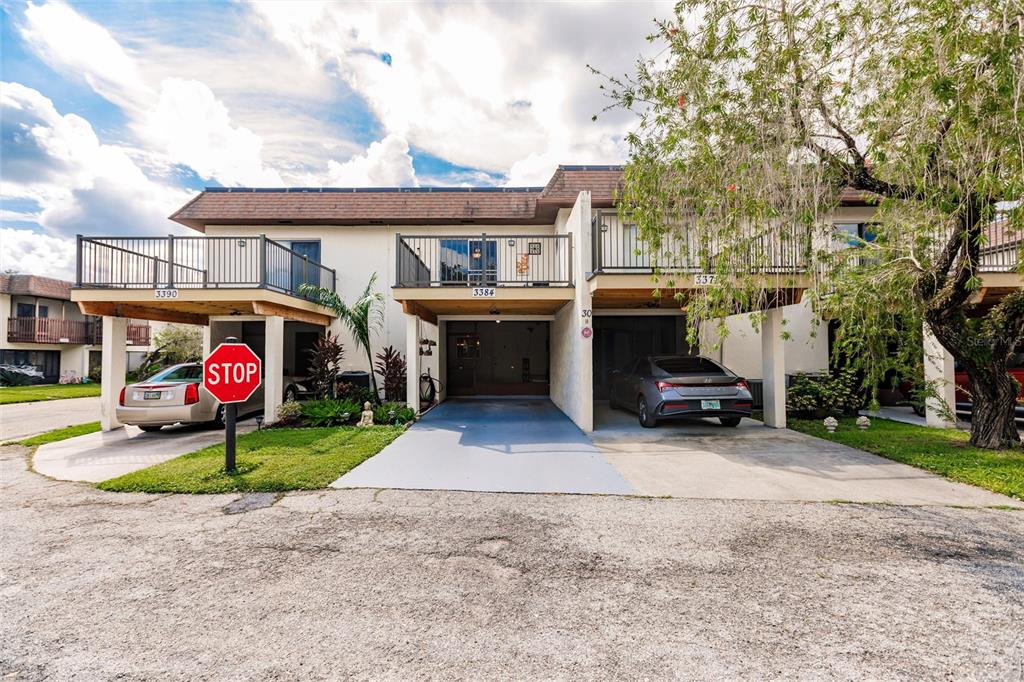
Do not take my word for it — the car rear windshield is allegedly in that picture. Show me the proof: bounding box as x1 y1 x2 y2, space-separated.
146 364 202 383
652 357 725 375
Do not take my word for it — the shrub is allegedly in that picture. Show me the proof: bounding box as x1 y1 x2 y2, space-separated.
373 402 416 425
787 367 862 416
336 382 375 405
374 346 407 402
276 399 304 426
300 398 362 427
87 365 102 383
308 332 345 397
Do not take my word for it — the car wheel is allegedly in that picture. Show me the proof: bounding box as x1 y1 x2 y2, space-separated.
638 397 657 428
212 404 226 429
139 424 163 433
719 416 742 427
284 386 298 403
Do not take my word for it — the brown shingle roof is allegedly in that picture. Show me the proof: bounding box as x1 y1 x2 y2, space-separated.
0 274 72 300
169 165 875 231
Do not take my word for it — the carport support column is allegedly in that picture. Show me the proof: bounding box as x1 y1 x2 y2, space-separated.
924 323 956 429
761 308 786 429
100 316 127 431
406 314 420 412
264 315 284 425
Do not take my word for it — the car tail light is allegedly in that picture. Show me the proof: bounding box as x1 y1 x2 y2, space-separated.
118 387 126 406
736 379 751 393
656 381 673 392
184 383 200 405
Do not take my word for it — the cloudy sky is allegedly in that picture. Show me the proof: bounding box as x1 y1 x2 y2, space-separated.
0 0 670 280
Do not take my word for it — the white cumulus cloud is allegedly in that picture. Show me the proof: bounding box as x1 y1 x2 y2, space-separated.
324 134 417 187
0 228 77 281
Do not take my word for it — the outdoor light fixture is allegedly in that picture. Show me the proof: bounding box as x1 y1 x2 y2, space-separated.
255 415 264 430
600 222 609 233
237 239 246 247
472 247 482 259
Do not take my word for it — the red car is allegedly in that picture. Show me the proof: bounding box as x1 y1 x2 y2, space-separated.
954 351 1024 416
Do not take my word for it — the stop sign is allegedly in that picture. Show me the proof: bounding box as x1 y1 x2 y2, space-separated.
203 342 262 404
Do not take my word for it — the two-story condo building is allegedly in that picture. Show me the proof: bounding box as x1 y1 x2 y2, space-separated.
70 165 1019 433
1 274 154 383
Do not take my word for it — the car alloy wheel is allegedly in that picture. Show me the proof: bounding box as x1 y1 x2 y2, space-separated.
638 397 657 428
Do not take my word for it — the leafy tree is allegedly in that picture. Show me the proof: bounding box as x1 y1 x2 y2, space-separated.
596 0 1023 448
137 323 203 378
300 274 384 401
153 323 203 363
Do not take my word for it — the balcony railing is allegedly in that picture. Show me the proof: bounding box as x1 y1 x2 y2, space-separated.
395 234 572 287
76 235 337 299
980 220 1020 273
7 318 150 345
592 210 809 275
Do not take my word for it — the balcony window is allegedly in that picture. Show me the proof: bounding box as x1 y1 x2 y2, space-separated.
16 303 34 318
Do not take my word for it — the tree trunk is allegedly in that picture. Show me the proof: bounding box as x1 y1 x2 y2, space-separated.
926 315 1021 449
964 365 1020 449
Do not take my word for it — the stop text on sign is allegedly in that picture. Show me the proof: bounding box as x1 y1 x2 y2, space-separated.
206 362 259 386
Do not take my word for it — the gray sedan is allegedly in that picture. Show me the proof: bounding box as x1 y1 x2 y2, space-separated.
609 356 753 428
117 362 308 432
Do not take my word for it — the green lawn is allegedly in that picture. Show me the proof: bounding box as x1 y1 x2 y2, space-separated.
15 422 101 447
788 416 1024 502
0 383 101 404
97 426 405 494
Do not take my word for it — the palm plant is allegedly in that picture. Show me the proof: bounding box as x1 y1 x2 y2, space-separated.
300 274 384 401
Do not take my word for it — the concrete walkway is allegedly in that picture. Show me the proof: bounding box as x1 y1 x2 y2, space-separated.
333 399 633 494
1 397 100 442
33 419 257 483
593 402 1022 507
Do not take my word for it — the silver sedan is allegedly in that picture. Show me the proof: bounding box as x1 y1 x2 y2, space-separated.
117 362 307 432
609 355 754 428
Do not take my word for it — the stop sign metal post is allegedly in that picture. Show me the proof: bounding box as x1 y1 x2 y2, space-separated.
203 337 262 472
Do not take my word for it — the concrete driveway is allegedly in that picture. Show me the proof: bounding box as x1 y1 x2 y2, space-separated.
32 418 257 483
593 402 1022 507
0 397 100 442
333 399 633 494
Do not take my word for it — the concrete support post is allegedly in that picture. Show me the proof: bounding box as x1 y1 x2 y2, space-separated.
100 316 127 431
406 314 420 412
264 315 285 425
201 324 212 358
761 308 786 429
924 323 957 429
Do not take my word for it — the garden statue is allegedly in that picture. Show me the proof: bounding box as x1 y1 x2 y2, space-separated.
856 415 871 431
357 401 374 427
823 416 838 433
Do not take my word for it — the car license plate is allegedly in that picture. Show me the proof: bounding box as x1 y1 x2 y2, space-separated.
143 391 161 400
701 399 720 410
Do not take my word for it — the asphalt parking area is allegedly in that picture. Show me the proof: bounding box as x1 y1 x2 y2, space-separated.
593 402 1022 507
2 447 1023 680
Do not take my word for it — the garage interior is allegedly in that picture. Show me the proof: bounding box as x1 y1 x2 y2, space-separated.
592 315 691 399
445 320 550 396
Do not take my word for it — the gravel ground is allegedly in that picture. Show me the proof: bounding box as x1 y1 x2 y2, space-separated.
2 445 1023 681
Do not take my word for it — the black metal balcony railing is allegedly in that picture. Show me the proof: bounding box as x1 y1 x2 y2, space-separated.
7 317 150 345
76 235 336 298
591 210 810 275
395 234 572 287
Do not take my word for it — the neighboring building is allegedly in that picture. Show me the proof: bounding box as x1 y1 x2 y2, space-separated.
70 166 1020 432
1 274 154 384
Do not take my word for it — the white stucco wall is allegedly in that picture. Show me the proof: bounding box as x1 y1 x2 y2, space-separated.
700 300 828 379
548 193 593 432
